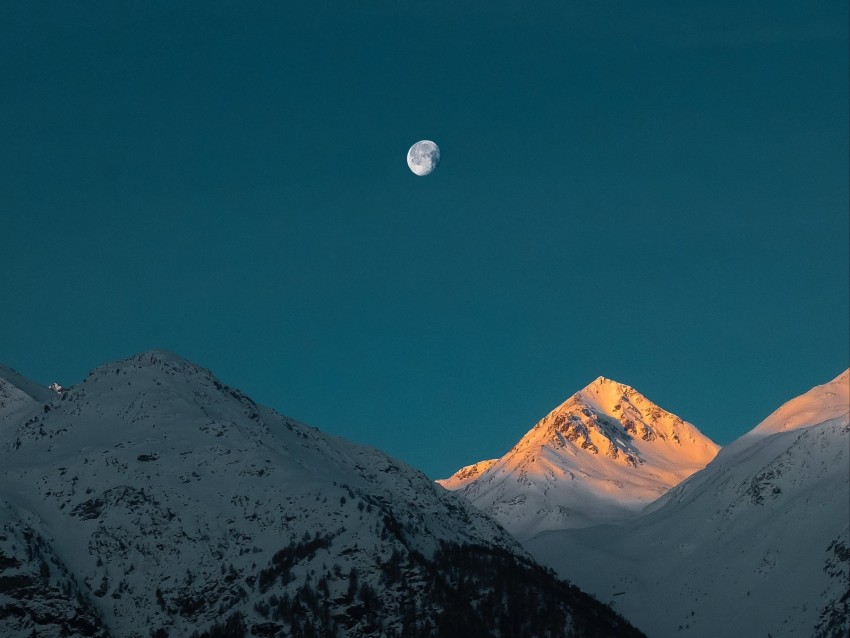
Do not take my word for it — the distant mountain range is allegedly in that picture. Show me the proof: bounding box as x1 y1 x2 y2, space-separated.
438 376 720 539
442 369 849 638
2 351 846 638
0 351 641 638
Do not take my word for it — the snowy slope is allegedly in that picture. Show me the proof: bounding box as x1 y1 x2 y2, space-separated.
748 367 849 435
526 369 850 638
0 351 643 638
0 364 56 428
436 459 498 490
438 377 719 539
0 498 107 635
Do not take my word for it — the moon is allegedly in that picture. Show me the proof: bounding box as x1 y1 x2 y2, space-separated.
407 140 440 176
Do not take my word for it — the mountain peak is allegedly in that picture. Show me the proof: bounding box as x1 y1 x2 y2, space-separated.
89 349 207 377
571 375 644 408
749 367 849 438
441 377 720 538
80 350 232 403
582 375 623 392
3 351 266 455
547 376 688 447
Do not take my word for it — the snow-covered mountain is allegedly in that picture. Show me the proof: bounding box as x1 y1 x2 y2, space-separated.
0 351 643 638
526 369 850 638
438 376 719 539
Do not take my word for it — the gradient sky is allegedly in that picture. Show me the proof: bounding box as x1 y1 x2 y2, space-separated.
2 1 848 479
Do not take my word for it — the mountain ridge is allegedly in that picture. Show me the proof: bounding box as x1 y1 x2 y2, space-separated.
0 350 643 638
525 368 850 638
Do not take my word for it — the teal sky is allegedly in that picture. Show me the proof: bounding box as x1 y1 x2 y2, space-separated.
2 1 848 479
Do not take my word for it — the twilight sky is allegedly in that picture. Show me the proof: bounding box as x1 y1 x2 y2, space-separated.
1 1 848 479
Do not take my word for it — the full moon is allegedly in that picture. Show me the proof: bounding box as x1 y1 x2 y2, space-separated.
407 140 440 176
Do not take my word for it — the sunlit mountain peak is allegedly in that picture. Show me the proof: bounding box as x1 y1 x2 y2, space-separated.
439 376 719 539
